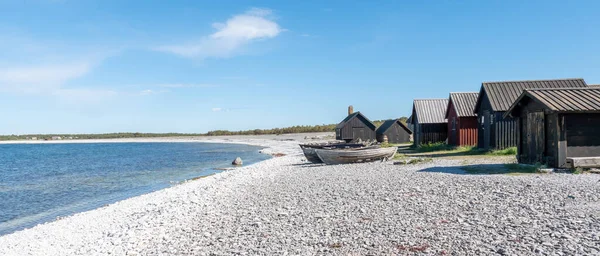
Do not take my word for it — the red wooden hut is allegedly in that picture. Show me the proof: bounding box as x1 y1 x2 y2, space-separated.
445 92 479 146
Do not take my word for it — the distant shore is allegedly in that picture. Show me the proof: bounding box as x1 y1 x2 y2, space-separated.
0 133 335 156
1 132 598 255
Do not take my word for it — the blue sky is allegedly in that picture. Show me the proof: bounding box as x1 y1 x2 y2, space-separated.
1 0 599 134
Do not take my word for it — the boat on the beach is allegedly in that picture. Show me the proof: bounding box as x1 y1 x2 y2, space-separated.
314 146 397 165
299 143 364 163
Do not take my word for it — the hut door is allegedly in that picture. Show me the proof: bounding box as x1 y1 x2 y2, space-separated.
483 111 490 149
527 112 545 163
353 127 365 142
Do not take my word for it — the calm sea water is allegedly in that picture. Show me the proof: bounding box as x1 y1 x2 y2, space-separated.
0 142 270 236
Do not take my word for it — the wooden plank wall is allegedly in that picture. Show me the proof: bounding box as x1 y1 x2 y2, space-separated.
493 112 518 149
458 117 478 146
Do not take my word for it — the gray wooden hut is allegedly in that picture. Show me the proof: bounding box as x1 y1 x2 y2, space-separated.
335 108 377 143
376 119 412 143
473 78 588 150
505 88 600 168
411 99 448 146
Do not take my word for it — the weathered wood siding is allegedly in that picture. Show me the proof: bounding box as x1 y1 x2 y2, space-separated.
566 113 600 157
382 123 411 144
459 117 478 146
516 100 547 165
447 101 478 146
477 92 518 149
415 123 447 145
336 115 376 142
492 112 518 150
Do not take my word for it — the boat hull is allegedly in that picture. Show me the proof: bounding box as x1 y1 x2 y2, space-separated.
315 147 397 165
299 143 364 164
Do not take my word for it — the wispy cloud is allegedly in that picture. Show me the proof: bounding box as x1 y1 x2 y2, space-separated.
155 8 283 59
158 83 220 88
212 107 224 112
0 62 92 93
139 89 169 95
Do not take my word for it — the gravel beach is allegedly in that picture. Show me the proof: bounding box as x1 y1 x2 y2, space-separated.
0 134 599 255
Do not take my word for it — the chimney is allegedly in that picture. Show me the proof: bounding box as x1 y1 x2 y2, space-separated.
348 105 354 115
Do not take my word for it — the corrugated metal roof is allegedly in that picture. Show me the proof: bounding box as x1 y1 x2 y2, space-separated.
475 78 588 112
589 84 600 88
335 111 376 130
376 119 413 134
447 92 478 118
506 88 600 117
413 99 448 124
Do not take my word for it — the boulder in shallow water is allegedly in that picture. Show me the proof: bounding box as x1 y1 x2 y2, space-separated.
232 157 243 166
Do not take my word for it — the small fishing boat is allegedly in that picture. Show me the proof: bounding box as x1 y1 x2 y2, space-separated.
314 146 397 165
300 143 364 163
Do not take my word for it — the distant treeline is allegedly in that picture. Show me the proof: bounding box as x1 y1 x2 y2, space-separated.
0 117 408 141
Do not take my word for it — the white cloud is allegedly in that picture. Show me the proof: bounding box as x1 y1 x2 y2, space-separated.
140 89 156 95
158 83 219 88
212 107 223 112
155 8 283 59
0 63 92 93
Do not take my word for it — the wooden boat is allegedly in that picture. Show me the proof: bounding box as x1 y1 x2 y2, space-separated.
299 143 364 163
314 146 397 165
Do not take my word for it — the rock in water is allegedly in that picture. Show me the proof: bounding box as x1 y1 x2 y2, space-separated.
232 157 243 166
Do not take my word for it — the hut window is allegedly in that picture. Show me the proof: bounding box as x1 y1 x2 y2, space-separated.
490 114 494 125
481 115 485 125
452 117 456 131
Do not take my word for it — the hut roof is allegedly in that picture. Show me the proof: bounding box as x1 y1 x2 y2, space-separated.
335 111 376 130
474 78 588 113
505 88 600 118
412 99 449 124
376 119 413 135
445 92 479 118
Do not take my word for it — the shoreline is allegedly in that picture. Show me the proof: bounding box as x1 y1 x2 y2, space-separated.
1 132 598 255
0 133 330 238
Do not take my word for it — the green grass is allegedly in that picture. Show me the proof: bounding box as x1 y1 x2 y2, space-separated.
462 163 542 175
394 157 433 165
414 142 454 152
486 147 518 156
409 142 518 157
380 142 401 148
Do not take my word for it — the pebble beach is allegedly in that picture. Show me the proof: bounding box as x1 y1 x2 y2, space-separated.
0 133 599 255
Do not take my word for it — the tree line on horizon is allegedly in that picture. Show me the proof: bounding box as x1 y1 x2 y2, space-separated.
0 117 408 141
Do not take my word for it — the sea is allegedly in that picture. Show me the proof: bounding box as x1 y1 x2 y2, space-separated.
0 142 270 236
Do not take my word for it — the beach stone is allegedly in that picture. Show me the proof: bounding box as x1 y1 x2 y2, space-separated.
232 157 243 166
0 133 599 256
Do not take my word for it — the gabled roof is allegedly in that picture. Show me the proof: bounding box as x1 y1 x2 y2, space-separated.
376 119 413 135
505 88 600 118
445 92 478 118
473 78 588 113
412 99 449 124
335 111 377 130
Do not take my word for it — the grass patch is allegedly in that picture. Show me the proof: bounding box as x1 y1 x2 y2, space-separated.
394 157 433 165
462 163 543 175
380 142 401 148
393 153 407 160
414 142 454 152
504 163 541 173
487 147 517 156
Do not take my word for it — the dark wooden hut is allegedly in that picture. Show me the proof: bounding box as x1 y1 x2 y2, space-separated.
376 119 412 144
335 108 377 143
411 99 448 146
445 92 479 146
473 78 588 150
505 88 600 168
